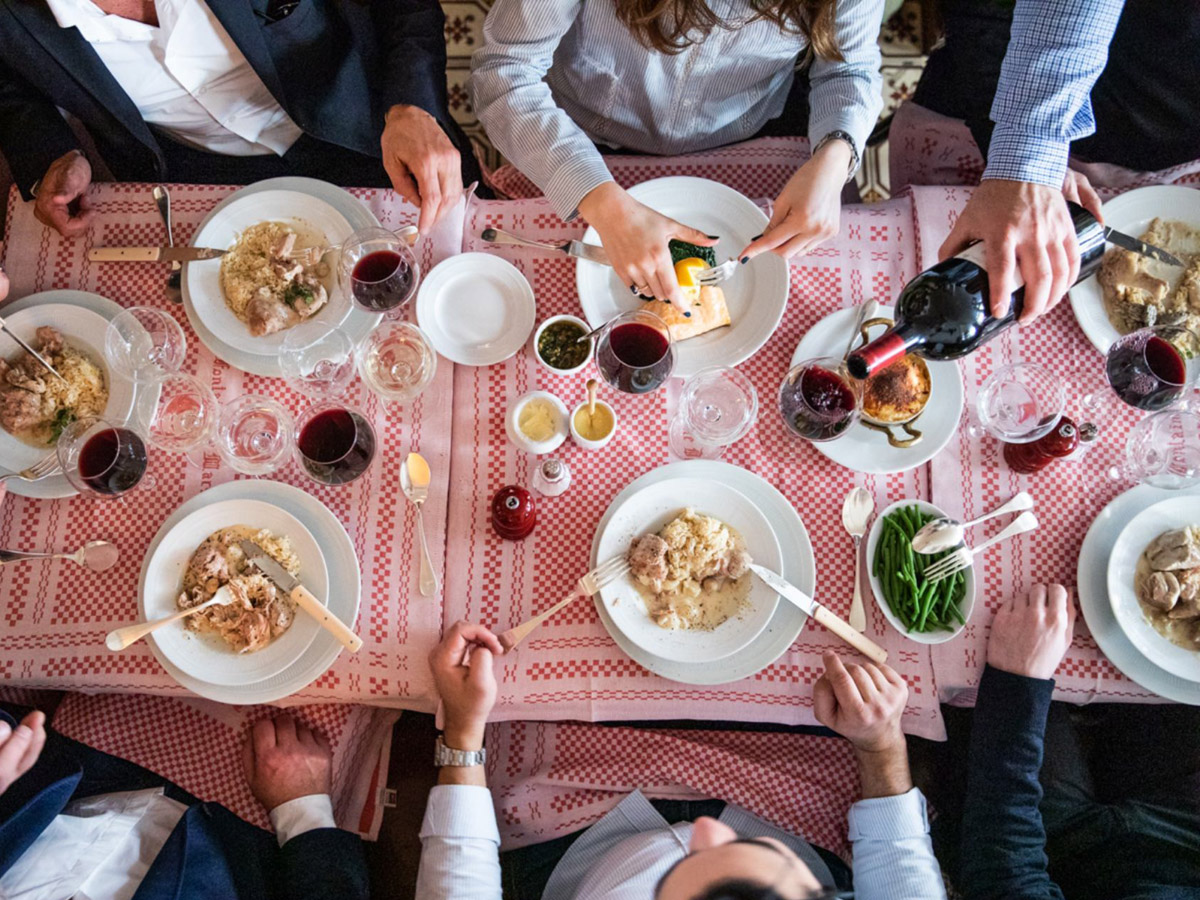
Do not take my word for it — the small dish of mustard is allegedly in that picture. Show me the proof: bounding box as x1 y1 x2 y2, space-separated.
533 314 593 375
570 398 618 450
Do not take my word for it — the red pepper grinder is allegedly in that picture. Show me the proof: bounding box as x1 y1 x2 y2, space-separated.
491 485 537 540
1004 416 1092 474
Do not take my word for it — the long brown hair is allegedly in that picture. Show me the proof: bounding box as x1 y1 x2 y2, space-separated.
614 0 843 60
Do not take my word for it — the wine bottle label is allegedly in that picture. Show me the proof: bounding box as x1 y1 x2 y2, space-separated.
953 242 1025 290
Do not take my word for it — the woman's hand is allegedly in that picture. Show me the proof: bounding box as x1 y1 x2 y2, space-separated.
578 182 717 312
740 139 851 263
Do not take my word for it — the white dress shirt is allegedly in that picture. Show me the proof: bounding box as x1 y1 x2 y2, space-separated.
0 789 334 900
416 785 947 899
43 0 302 156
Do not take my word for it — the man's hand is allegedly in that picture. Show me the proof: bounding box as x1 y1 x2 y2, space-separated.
1062 169 1102 221
940 179 1079 325
429 620 502 752
242 714 332 812
987 583 1076 680
740 138 850 263
0 710 47 796
381 105 462 234
578 181 717 312
813 651 908 754
34 151 94 238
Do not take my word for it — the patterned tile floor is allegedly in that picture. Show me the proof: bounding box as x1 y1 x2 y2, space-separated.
441 0 929 202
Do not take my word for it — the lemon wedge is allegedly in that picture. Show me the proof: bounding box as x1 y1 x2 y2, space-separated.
674 257 708 288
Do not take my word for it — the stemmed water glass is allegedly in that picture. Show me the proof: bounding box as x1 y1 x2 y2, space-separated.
973 363 1065 444
595 309 675 395
141 373 219 467
280 322 358 400
217 394 293 476
1110 408 1200 490
338 226 421 319
105 307 187 383
668 366 758 459
357 322 437 404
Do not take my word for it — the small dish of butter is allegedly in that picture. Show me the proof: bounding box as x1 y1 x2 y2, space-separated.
506 391 569 455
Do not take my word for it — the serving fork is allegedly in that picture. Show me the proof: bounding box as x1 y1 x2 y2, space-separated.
924 511 1039 583
0 454 61 485
497 556 630 652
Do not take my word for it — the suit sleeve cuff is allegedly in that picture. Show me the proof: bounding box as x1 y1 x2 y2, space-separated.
847 787 931 842
982 124 1069 188
420 785 500 844
270 793 336 847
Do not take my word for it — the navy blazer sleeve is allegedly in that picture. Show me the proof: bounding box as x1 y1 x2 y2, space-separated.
0 58 80 199
369 0 452 129
279 827 369 900
959 665 1065 900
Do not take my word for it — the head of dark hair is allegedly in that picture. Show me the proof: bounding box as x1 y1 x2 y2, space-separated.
688 879 842 900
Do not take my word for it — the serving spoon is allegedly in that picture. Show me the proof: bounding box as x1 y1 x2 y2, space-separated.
911 492 1034 555
0 540 119 571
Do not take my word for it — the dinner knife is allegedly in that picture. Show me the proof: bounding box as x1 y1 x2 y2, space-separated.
88 246 227 263
237 540 363 653
1103 227 1186 268
480 228 611 266
0 314 66 384
748 563 888 665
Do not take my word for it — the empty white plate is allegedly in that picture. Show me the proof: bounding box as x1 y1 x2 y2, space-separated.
416 253 536 366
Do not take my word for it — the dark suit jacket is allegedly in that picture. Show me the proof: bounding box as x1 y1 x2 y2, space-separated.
0 0 454 196
0 710 369 900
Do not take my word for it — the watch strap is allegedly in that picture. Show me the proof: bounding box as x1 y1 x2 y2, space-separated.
434 735 486 767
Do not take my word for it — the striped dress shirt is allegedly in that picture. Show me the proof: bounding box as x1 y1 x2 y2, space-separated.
983 0 1125 187
469 0 884 220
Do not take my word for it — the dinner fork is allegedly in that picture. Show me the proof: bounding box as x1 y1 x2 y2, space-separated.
0 454 61 485
497 556 631 652
695 258 740 287
105 585 237 651
924 511 1039 583
285 225 420 266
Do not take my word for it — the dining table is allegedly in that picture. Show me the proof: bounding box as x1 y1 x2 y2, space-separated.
0 135 1189 837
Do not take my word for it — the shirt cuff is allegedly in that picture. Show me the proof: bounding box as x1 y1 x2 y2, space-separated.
543 155 615 222
982 123 1069 189
270 794 336 847
847 787 931 842
420 785 501 844
808 113 872 178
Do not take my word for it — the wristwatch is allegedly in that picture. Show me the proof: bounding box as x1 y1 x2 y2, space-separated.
434 735 486 767
812 130 860 181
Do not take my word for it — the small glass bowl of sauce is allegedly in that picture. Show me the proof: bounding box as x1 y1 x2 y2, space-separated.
533 315 593 376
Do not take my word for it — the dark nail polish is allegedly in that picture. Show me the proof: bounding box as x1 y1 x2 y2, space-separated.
750 234 763 241
740 256 750 265
630 285 638 293
684 311 692 318
706 234 720 240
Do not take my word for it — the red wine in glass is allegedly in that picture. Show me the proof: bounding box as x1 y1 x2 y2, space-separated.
297 407 376 485
351 250 414 313
1106 332 1188 411
79 427 148 495
780 364 858 441
597 321 673 394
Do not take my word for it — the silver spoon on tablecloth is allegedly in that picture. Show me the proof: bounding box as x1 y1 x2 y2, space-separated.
0 540 119 571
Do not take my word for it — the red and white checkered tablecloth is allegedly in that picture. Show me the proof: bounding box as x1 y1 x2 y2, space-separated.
0 182 456 710
444 190 947 740
486 720 859 858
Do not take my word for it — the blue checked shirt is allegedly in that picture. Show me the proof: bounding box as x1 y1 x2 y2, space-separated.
984 0 1126 187
469 0 884 220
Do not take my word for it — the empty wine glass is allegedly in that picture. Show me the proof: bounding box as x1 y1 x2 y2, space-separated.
669 366 759 459
338 226 420 318
57 416 150 498
1111 409 1200 490
217 394 293 476
1105 324 1200 412
105 307 187 383
357 322 437 404
974 363 1065 444
142 373 218 467
280 322 358 400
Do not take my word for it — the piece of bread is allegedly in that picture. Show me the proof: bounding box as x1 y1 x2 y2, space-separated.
639 285 731 341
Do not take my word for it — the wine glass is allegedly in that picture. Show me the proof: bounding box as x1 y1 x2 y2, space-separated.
778 357 860 443
217 394 293 476
357 322 437 404
280 322 358 400
105 307 187 382
141 373 218 466
1105 324 1200 412
974 363 1065 444
1111 409 1200 490
57 416 149 498
668 366 759 459
595 309 675 395
294 401 377 486
338 226 420 318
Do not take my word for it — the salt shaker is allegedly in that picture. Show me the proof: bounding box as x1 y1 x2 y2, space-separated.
532 458 571 497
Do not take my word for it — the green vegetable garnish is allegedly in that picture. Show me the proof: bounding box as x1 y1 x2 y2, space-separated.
668 239 717 268
537 320 590 370
283 283 315 308
871 505 967 634
48 407 76 444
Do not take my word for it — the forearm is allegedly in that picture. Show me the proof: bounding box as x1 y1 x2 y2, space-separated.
372 0 451 126
0 62 79 199
417 785 502 900
983 0 1123 187
960 665 1063 900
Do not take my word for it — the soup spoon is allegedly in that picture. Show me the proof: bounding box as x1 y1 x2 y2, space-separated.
911 492 1034 555
0 540 119 571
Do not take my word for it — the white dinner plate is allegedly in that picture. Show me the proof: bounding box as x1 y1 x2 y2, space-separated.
0 291 160 499
576 177 790 378
182 178 382 376
1077 484 1200 704
416 253 535 366
1070 185 1200 354
0 304 137 472
590 461 813 684
790 305 964 474
141 499 327 686
865 499 976 645
138 480 361 704
1107 496 1200 683
594 478 781 663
